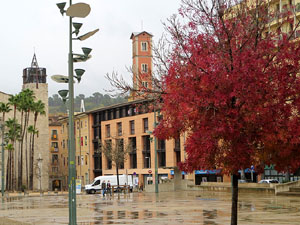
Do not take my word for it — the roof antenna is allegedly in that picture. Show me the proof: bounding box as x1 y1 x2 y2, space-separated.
141 20 143 31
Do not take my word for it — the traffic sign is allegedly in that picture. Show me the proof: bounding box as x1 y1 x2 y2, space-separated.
148 170 152 174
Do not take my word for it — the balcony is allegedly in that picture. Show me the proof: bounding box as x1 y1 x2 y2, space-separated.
51 134 58 140
50 147 59 152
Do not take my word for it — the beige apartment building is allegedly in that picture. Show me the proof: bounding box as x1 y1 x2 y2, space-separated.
49 116 64 190
58 112 92 189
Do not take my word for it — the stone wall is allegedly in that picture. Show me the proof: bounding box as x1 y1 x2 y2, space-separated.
23 83 49 191
275 180 300 194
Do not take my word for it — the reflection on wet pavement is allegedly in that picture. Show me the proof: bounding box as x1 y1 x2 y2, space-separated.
1 191 300 224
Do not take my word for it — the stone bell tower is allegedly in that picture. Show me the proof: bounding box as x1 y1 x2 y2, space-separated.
22 54 49 191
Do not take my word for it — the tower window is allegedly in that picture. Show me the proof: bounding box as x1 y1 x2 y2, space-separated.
142 81 148 88
141 42 148 51
142 64 148 73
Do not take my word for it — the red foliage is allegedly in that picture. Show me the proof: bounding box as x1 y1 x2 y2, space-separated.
154 0 300 175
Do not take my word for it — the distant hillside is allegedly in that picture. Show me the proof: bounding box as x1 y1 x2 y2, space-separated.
49 92 127 114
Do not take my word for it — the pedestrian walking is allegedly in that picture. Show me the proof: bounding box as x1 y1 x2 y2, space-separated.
107 180 112 196
139 182 143 191
101 180 106 197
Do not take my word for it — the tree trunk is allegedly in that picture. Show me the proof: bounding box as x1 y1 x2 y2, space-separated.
12 106 16 191
18 110 27 190
25 112 30 188
231 174 239 225
11 149 16 190
6 153 10 191
16 141 22 191
25 129 29 188
116 165 120 189
30 117 37 190
29 133 34 190
17 110 24 190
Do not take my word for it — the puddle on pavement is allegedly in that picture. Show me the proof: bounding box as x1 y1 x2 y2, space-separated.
2 191 300 224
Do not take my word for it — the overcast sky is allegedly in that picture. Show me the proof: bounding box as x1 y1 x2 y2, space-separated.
0 0 181 97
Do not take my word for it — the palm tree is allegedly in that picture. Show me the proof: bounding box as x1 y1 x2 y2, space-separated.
4 143 14 191
8 94 21 190
17 89 34 190
0 102 11 190
0 102 11 123
5 118 21 190
29 100 45 190
27 125 38 188
8 95 20 122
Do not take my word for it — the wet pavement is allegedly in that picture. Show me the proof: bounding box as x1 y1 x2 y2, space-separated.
1 190 300 224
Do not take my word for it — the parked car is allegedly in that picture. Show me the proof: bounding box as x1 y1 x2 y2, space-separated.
238 179 253 183
258 179 279 184
238 180 247 183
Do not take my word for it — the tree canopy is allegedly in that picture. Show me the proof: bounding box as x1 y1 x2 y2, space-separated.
154 0 300 176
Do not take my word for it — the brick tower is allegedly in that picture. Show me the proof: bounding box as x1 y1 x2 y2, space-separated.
130 31 153 100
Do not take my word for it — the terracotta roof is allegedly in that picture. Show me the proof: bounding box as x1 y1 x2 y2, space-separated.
130 31 153 39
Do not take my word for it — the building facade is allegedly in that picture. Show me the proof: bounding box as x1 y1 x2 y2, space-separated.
49 116 64 190
58 112 92 188
89 99 188 187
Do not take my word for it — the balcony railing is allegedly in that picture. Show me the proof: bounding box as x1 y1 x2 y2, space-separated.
50 147 59 152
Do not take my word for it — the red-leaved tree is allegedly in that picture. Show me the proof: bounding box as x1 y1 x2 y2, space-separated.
154 0 300 224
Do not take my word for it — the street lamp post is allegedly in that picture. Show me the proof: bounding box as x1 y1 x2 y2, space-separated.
154 110 158 193
53 2 98 224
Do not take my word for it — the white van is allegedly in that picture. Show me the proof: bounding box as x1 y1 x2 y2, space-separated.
85 174 133 194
